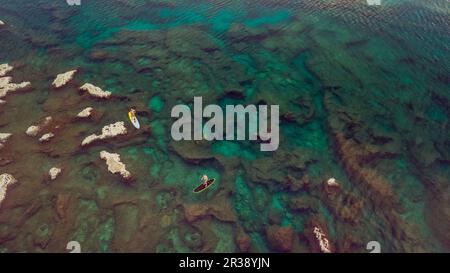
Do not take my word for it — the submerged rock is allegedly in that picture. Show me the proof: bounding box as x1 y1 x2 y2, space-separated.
99 151 131 181
184 204 209 222
49 167 62 180
39 132 54 143
226 23 271 43
81 121 127 146
89 50 108 61
265 225 294 252
288 196 319 213
182 228 204 250
235 230 252 252
52 70 77 88
166 26 220 57
324 190 364 225
0 174 17 207
183 202 237 223
76 107 93 119
426 178 450 250
170 140 215 164
284 175 311 192
80 83 112 99
0 133 12 150
56 193 71 219
332 133 398 208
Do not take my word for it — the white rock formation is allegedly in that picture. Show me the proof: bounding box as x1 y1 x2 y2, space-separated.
0 99 5 105
81 121 127 146
0 64 13 77
26 116 52 137
26 125 40 137
39 132 54 142
0 64 31 99
313 227 332 253
49 167 62 180
99 151 131 180
0 174 17 207
0 20 4 26
326 177 340 187
52 70 77 88
0 76 31 99
0 133 12 149
76 107 93 118
80 83 112 99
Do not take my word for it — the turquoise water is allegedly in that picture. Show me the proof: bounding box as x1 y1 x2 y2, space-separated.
0 0 449 253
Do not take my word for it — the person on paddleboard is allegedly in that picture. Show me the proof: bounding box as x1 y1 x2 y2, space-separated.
130 108 137 117
193 174 216 193
201 174 209 187
128 107 141 129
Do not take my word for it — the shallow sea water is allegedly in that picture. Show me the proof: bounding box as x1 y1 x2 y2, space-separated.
0 0 449 252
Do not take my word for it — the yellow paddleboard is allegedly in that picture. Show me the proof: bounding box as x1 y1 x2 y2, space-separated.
128 111 140 129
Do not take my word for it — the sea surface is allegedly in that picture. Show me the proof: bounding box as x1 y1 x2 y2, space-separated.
0 0 449 252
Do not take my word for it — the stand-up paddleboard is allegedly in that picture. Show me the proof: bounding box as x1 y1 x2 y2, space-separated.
128 111 140 129
193 178 215 193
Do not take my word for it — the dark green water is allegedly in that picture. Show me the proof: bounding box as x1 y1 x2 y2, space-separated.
0 0 449 252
